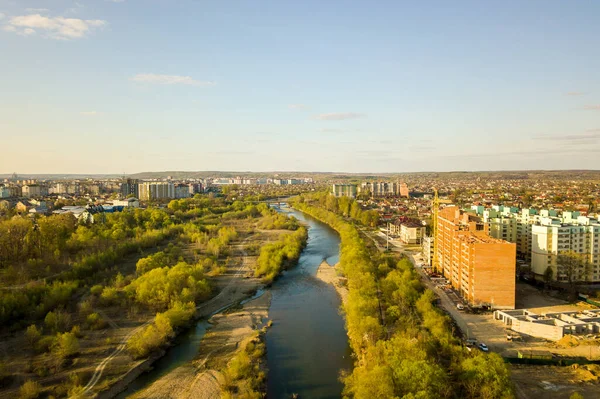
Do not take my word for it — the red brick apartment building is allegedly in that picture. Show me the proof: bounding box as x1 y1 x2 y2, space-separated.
436 206 516 309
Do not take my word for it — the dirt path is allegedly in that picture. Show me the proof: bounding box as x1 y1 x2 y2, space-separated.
75 234 257 398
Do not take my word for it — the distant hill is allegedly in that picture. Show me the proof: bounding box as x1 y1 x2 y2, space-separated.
1 170 599 181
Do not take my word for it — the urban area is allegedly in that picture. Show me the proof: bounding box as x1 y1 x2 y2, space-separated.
1 170 600 399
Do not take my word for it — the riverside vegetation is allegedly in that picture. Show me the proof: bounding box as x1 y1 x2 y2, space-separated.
0 196 302 398
291 193 514 399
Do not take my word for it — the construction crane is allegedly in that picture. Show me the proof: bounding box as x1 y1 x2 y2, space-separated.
431 188 440 273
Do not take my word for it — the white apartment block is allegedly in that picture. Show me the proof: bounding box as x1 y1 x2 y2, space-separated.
531 216 600 282
422 236 434 266
138 182 175 201
471 205 600 282
399 223 425 244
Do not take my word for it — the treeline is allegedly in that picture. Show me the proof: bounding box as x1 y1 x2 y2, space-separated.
298 192 380 227
127 301 196 359
257 213 299 230
254 227 307 284
0 208 178 284
290 195 513 399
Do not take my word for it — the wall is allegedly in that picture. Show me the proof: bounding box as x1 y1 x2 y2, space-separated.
512 319 564 341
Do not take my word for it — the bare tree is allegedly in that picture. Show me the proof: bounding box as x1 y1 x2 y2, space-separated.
557 250 586 285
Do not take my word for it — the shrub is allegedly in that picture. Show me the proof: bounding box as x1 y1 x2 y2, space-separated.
90 285 103 296
86 312 106 330
19 380 42 399
36 336 56 353
100 287 118 306
126 322 170 359
25 325 41 347
52 332 80 359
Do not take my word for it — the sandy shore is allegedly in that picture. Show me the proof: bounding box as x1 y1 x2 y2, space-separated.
316 261 348 305
130 291 271 399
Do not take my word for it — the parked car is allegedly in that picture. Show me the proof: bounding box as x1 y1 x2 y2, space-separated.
478 343 489 352
456 304 465 310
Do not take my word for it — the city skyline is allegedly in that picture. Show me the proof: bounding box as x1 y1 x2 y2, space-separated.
2 0 600 173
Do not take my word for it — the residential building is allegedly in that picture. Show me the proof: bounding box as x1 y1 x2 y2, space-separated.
400 182 410 198
175 184 191 199
138 182 175 200
531 216 600 282
399 221 425 244
22 185 42 198
189 183 203 195
436 206 516 309
120 179 139 198
332 184 357 198
360 181 401 197
0 186 10 198
422 236 434 266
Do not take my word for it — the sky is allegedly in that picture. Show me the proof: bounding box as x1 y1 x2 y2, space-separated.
1 0 599 174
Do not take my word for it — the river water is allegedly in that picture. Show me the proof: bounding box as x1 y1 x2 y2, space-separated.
266 206 351 398
117 205 351 398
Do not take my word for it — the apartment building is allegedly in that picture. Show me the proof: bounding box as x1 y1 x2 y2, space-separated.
174 184 191 199
138 182 175 200
531 216 600 282
399 182 409 198
471 205 600 282
436 206 516 309
22 185 42 198
422 236 434 266
399 221 425 244
332 184 357 198
120 179 139 198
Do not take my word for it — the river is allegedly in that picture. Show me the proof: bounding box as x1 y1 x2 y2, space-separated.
117 205 351 398
266 205 351 398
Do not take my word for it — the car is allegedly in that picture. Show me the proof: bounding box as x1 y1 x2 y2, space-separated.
478 343 489 352
456 304 465 310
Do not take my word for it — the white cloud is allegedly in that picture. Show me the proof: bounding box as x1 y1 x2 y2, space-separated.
315 112 365 121
0 13 5 20
4 14 107 40
131 73 216 87
80 111 100 116
106 0 126 2
583 105 600 110
565 91 587 96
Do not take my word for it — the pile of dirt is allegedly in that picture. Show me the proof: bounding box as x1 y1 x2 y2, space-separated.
571 364 600 383
555 335 580 348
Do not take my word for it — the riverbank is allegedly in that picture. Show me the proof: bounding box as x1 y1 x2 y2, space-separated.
316 261 348 305
129 292 271 399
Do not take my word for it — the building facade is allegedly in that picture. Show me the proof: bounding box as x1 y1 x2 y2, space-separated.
399 222 425 244
332 184 357 198
120 179 139 198
531 217 600 282
138 182 175 201
22 185 42 198
422 236 434 266
436 206 516 309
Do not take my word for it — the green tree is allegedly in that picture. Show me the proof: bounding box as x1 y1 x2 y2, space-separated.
52 332 80 359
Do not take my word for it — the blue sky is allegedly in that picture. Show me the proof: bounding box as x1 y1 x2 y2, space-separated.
1 0 599 174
